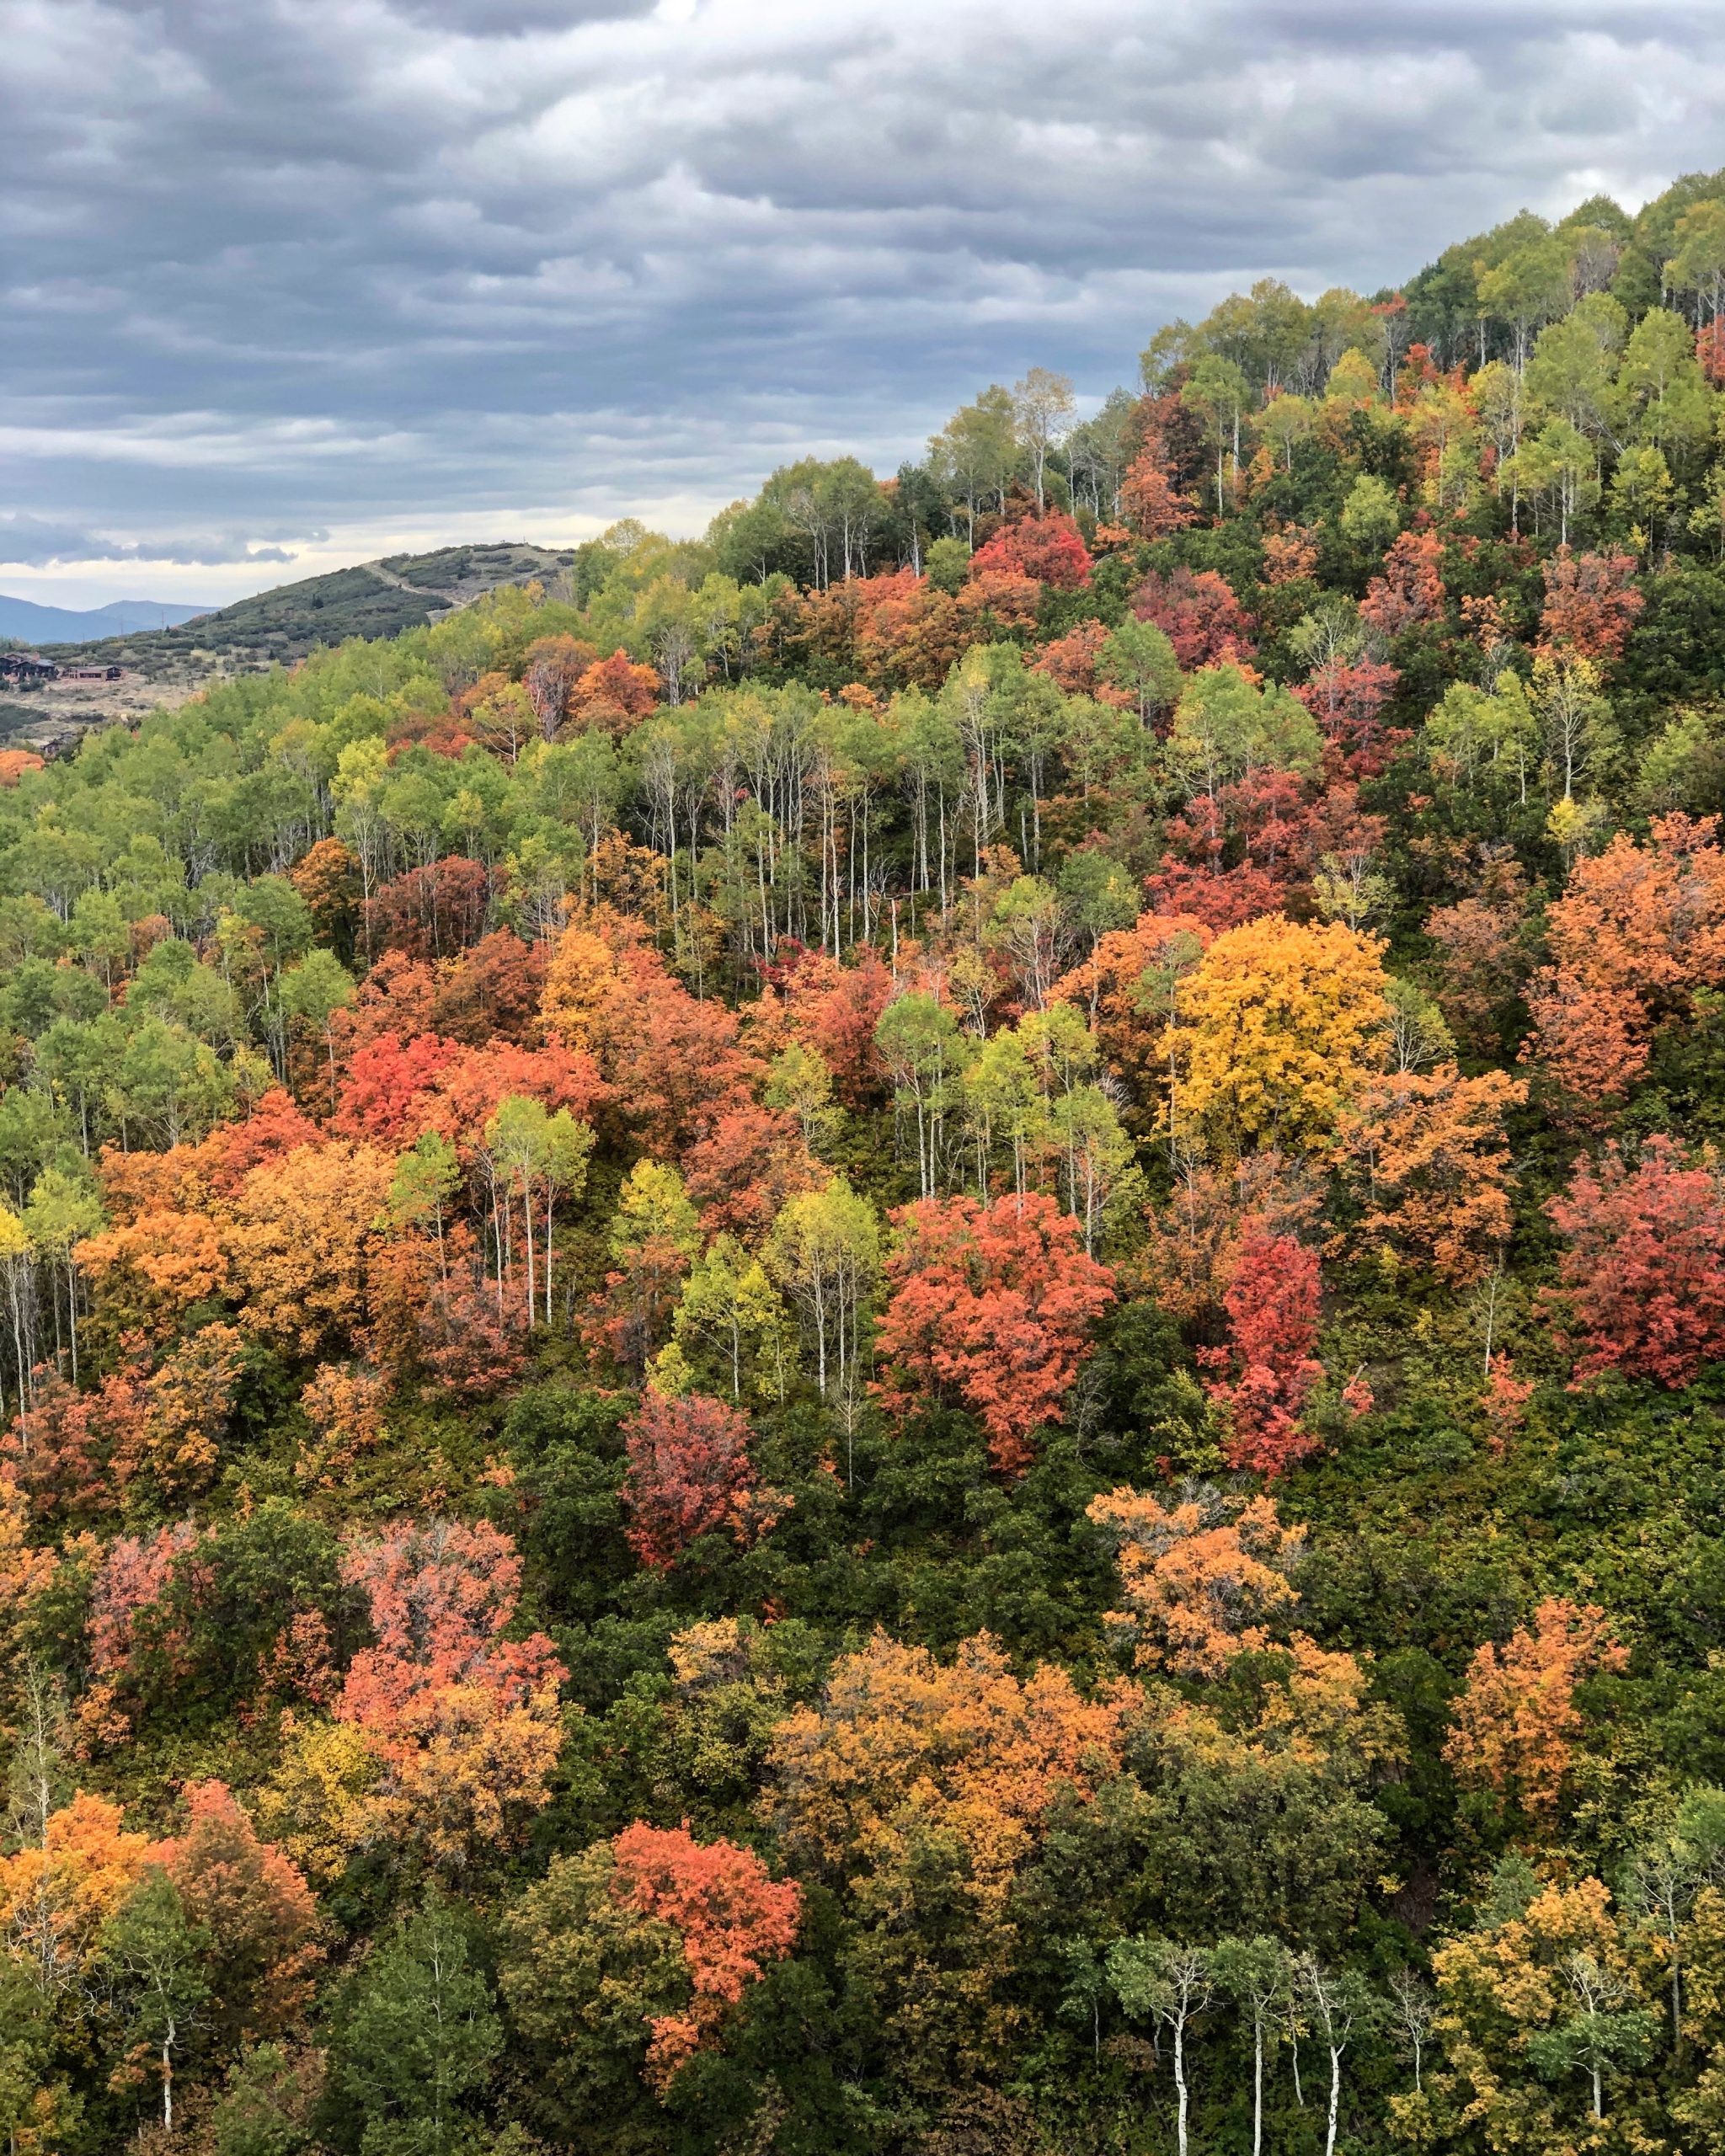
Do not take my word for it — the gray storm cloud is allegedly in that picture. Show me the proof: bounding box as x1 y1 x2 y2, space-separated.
3 0 1725 585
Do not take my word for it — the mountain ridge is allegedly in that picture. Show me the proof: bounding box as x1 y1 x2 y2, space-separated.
0 593 215 644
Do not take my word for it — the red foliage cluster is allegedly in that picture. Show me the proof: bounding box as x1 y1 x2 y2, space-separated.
339 1518 563 1728
152 1780 323 2046
1131 566 1256 670
1525 814 1725 1113
1294 659 1405 776
1546 1137 1725 1388
608 1821 801 2087
334 1035 602 1150
969 512 1092 589
364 857 491 963
1359 529 1444 636
1033 618 1118 700
873 1191 1116 1474
86 1520 200 1682
569 648 662 735
1537 547 1643 663
619 1389 785 1570
763 946 894 1106
683 1105 825 1242
1199 1221 1323 1477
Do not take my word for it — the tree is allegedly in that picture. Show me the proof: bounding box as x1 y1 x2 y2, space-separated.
278 949 355 1113
1546 1136 1725 1386
334 1896 500 2156
364 857 489 964
763 1178 878 1425
482 1093 594 1327
1011 368 1076 513
99 1867 210 2133
1300 1955 1368 2156
1087 1485 1305 1677
334 1519 566 1867
588 1160 702 1376
1097 617 1182 725
1198 1221 1324 1477
1121 441 1198 540
499 1825 798 2116
1540 547 1643 660
618 1389 785 1571
1525 814 1725 1112
682 1103 824 1246
1337 1063 1527 1283
970 511 1092 590
1166 664 1322 799
1214 1936 1295 2156
0 1788 149 1999
1133 568 1256 670
222 1141 395 1358
875 990 969 1198
670 1234 794 1403
1428 1876 1656 2148
151 1781 323 2054
1445 1598 1626 1823
873 1191 1115 1473
1359 528 1444 636
569 649 661 735
1170 915 1390 1162
1108 1940 1212 2156
766 1630 1124 2089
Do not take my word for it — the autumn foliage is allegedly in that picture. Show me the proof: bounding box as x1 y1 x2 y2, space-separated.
609 1822 801 2087
619 1388 787 1570
873 1191 1115 1472
1087 1485 1305 1678
1198 1220 1324 1477
1444 1598 1626 1821
1545 1136 1725 1387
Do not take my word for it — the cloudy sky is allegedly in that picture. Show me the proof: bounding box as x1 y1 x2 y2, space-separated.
3 0 1724 607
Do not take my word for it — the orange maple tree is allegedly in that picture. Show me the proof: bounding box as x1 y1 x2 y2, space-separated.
1087 1485 1306 1678
609 1822 802 2088
1337 1063 1527 1283
1525 814 1725 1114
1445 1598 1626 1822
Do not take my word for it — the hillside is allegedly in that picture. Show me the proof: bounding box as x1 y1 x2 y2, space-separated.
10 168 1725 2156
44 539 578 679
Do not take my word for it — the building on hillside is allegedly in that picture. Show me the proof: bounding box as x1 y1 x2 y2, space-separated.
0 653 60 686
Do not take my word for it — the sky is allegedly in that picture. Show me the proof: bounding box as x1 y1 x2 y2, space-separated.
3 1 1725 610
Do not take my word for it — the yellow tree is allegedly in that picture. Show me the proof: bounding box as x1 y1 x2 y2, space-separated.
1169 915 1389 1161
1420 1877 1658 2148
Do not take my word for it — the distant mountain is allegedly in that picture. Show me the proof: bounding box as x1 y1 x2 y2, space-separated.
0 595 214 645
43 543 577 679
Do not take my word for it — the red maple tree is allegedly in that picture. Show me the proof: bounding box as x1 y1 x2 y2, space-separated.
619 1389 785 1571
873 1191 1116 1474
1198 1220 1323 1478
1545 1136 1725 1388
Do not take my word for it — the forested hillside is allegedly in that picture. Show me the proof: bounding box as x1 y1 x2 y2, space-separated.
10 174 1725 2156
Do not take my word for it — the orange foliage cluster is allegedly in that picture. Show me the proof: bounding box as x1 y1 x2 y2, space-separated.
873 1191 1116 1472
1087 1486 1305 1678
1526 814 1725 1113
609 1821 801 2089
1444 1598 1626 1821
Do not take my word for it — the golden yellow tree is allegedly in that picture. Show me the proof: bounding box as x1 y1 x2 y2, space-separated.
1168 915 1389 1161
